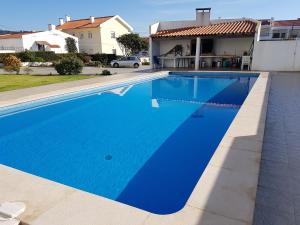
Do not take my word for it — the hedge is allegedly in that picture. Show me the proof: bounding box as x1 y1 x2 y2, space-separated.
0 51 118 66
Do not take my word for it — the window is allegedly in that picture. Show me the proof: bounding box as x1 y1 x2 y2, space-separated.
111 31 116 39
112 49 117 54
80 33 84 39
88 32 93 39
272 33 280 38
280 33 286 38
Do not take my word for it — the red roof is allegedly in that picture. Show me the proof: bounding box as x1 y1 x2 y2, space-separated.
273 19 300 27
56 16 114 30
0 32 36 40
151 20 257 38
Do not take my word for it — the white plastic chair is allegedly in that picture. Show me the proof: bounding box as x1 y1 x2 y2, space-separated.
241 56 251 70
0 202 26 225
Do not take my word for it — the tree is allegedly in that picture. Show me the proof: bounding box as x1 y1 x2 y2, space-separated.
65 37 78 53
117 33 148 55
3 55 22 74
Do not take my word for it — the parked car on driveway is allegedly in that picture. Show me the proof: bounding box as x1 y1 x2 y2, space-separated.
110 56 141 68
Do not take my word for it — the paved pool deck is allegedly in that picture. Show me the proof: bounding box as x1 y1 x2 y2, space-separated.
253 72 300 225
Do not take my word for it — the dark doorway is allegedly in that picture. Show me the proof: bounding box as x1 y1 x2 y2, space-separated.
201 39 214 54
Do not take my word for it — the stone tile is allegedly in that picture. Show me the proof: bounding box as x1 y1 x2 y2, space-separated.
259 159 290 178
30 191 149 225
255 186 293 214
253 204 295 225
188 165 257 223
219 135 263 153
258 169 291 193
209 146 261 175
144 206 247 225
261 147 289 163
294 195 300 216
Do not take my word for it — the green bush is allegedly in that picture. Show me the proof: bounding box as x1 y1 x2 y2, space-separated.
33 51 58 62
55 57 84 75
101 70 112 76
142 61 150 65
18 51 35 62
77 53 92 64
34 57 45 62
91 54 117 65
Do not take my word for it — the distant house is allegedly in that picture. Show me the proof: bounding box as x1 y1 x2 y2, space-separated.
259 18 300 40
149 8 258 70
54 15 133 55
0 28 78 53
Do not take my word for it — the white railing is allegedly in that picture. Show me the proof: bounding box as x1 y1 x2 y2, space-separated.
0 46 24 51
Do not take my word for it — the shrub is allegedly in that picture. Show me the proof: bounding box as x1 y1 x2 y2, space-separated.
0 53 15 63
34 57 45 62
55 57 84 75
101 70 112 76
86 61 102 67
77 53 92 64
18 50 35 62
142 61 150 65
3 55 22 74
91 54 117 65
33 51 58 62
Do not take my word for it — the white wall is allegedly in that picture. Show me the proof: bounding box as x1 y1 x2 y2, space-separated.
23 30 78 53
65 28 101 54
0 38 24 52
213 38 253 56
100 17 132 55
252 39 300 71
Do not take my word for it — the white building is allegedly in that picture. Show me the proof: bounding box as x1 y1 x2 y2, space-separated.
54 15 133 55
149 8 258 70
0 29 78 53
259 18 300 40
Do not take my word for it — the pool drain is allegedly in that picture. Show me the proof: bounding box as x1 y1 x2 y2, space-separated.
105 155 112 160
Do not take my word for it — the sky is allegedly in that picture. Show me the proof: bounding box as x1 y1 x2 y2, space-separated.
0 0 299 36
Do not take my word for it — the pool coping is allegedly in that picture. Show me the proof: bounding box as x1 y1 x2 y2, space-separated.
0 71 270 225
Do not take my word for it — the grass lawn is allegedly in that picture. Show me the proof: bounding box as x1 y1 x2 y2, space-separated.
0 74 95 92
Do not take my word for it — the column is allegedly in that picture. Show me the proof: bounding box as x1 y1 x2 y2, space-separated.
195 37 201 70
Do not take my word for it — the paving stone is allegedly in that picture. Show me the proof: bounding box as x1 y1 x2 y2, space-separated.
253 204 295 225
256 186 294 214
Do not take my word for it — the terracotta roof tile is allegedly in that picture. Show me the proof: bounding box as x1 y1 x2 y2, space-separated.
273 19 300 27
151 20 257 38
56 16 114 30
0 32 36 40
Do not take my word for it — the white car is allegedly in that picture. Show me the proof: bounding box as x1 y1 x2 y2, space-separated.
111 56 141 68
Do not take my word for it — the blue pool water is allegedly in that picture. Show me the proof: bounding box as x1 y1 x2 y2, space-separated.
0 73 258 214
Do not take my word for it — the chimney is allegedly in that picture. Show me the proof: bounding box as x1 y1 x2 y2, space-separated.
196 8 211 26
66 15 71 22
59 18 64 25
48 24 56 31
90 16 95 23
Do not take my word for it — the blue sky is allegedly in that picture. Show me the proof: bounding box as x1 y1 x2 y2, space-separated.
0 0 299 36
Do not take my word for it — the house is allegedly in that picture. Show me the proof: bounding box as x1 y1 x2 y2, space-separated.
54 15 133 55
149 8 258 70
259 18 300 40
251 18 300 71
0 28 78 53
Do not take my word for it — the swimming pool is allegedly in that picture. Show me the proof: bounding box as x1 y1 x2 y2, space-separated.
0 72 258 215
